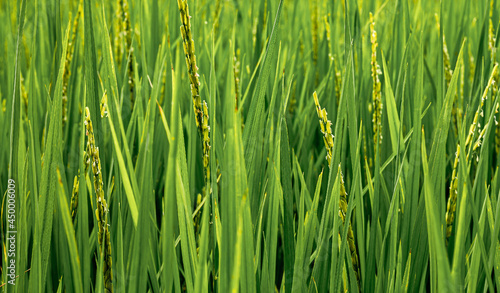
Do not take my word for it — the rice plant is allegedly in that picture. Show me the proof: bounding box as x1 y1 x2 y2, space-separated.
3 0 500 292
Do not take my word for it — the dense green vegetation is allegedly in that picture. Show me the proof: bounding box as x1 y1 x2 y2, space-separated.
2 0 500 291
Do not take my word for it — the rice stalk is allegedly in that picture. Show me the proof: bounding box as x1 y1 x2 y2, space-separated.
121 0 135 110
446 64 499 243
201 101 210 180
465 64 498 149
313 92 334 164
62 1 82 129
213 0 222 34
177 0 211 182
113 0 123 68
85 107 113 293
445 145 460 244
314 91 360 284
370 12 382 155
446 66 498 242
70 175 79 223
339 166 360 283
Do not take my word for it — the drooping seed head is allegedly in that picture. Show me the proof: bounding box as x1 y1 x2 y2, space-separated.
84 107 113 293
313 92 334 164
370 12 383 152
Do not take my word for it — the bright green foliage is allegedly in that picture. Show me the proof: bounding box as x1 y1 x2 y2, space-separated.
3 0 500 292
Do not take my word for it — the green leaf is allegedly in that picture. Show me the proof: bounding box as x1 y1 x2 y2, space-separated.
56 169 83 293
421 127 452 292
83 0 102 150
381 54 405 154
37 21 70 292
243 0 284 216
280 116 295 293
